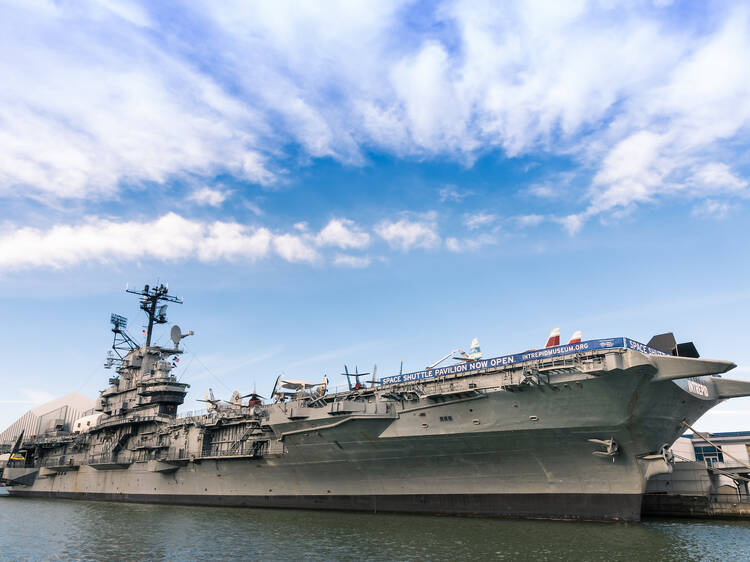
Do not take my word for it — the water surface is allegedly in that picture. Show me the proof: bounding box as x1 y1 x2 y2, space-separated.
1 491 749 561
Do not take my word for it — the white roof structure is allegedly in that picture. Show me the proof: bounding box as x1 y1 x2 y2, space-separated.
0 392 95 445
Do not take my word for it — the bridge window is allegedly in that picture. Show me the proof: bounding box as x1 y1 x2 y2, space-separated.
694 445 723 465
439 416 453 422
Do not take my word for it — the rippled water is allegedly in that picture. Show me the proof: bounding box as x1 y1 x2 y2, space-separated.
1 490 749 561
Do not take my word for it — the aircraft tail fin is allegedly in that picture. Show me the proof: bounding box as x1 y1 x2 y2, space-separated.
545 328 560 348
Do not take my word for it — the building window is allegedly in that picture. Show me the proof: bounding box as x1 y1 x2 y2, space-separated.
694 445 724 466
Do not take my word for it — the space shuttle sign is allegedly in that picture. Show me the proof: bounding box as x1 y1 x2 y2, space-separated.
380 337 667 386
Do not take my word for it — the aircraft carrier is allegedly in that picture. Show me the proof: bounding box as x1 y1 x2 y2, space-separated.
3 283 749 521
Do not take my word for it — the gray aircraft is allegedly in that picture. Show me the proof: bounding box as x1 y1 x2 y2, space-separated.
2 284 749 521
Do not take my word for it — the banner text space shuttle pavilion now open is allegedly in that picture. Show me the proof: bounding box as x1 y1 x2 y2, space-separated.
379 338 668 386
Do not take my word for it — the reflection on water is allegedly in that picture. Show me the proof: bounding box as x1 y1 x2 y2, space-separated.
1 493 749 561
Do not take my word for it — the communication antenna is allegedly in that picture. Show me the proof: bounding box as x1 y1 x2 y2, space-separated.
107 313 137 364
111 313 127 330
170 325 194 349
157 305 168 323
170 325 181 346
126 283 183 347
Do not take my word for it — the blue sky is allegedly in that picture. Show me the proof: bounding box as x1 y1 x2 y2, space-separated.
0 0 749 432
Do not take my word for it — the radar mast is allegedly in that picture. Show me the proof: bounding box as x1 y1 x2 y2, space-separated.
126 283 183 347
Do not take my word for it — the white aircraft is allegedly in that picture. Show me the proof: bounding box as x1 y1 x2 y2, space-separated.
280 379 318 391
271 375 329 401
454 338 482 362
426 339 483 370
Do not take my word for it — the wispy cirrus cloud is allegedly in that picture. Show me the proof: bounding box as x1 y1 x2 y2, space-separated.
691 200 731 220
0 1 275 202
515 214 544 228
464 212 496 230
445 233 496 253
333 254 372 268
690 163 748 195
438 185 473 203
0 0 748 233
560 8 750 230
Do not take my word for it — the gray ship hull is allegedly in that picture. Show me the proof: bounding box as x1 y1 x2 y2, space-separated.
4 285 748 523
6 354 743 521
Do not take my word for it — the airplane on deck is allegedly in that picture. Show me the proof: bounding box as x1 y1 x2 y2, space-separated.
545 328 583 348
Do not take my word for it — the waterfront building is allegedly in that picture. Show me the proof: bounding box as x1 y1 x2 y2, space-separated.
645 431 750 517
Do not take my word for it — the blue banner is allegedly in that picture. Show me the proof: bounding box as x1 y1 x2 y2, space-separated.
379 337 668 386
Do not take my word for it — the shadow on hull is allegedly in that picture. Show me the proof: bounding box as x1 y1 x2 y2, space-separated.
7 490 643 521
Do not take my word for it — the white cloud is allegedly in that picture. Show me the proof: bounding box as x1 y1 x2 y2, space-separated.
464 212 496 230
188 187 230 207
526 184 557 198
375 216 440 251
558 214 585 235
691 200 731 219
104 0 153 28
439 185 473 203
516 214 544 227
0 2 276 202
316 218 370 249
198 222 272 261
690 163 748 194
0 213 325 270
445 237 461 252
586 130 670 216
1 0 748 231
244 201 264 216
445 233 496 252
389 41 477 155
572 8 750 226
333 254 371 268
272 233 320 264
525 171 578 200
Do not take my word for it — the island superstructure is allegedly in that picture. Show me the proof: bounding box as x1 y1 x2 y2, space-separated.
3 283 749 521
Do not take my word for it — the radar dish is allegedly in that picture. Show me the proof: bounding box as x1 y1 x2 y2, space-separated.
170 325 182 346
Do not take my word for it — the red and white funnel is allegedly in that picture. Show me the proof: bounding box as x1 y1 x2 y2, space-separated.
545 328 560 348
